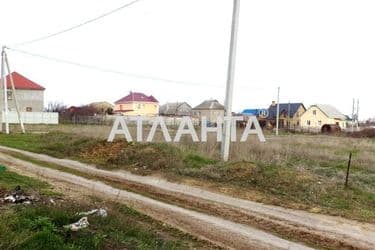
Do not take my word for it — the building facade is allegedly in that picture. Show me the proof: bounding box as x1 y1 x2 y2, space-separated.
192 99 225 123
159 102 192 117
114 92 159 116
300 104 348 131
0 72 45 112
267 102 306 129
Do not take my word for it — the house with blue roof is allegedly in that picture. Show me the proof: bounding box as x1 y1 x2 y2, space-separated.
242 109 268 117
267 102 306 129
241 108 269 128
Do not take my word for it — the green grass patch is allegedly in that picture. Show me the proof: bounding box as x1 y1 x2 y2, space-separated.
0 132 100 158
0 168 50 192
0 164 214 249
0 202 211 250
183 154 217 169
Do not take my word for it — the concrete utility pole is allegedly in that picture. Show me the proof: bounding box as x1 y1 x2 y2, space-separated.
222 0 240 162
5 50 25 133
351 98 355 133
275 86 280 136
1 46 9 134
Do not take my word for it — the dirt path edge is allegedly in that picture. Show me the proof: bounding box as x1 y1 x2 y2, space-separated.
1 146 374 249
0 153 312 250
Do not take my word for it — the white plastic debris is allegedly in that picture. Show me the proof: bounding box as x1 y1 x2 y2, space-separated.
78 208 108 217
64 217 89 231
3 186 35 204
97 208 108 217
4 195 16 203
78 209 98 216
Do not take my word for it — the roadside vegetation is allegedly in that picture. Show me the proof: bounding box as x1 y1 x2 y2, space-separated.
0 167 215 249
0 128 374 223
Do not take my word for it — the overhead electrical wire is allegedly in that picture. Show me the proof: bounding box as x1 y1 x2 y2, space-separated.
12 0 141 47
8 47 224 88
7 47 267 90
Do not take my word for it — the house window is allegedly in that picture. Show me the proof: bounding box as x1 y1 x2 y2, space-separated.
7 90 12 100
318 120 322 125
26 107 32 112
307 120 311 126
137 104 141 109
313 110 317 115
120 105 123 110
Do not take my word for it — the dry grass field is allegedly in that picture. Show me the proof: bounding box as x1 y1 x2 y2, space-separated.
3 124 375 222
23 124 375 169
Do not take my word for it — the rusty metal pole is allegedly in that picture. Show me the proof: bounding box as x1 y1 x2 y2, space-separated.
345 152 352 188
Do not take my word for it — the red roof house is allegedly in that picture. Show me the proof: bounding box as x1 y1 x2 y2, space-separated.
114 92 159 116
2 72 45 90
115 92 158 104
0 72 45 112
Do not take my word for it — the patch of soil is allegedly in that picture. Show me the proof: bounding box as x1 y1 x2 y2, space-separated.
79 140 183 171
79 140 126 163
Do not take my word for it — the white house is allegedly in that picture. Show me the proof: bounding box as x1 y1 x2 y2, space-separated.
0 72 45 112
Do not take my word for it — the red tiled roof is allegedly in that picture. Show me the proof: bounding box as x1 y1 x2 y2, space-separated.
1 72 45 90
115 92 158 104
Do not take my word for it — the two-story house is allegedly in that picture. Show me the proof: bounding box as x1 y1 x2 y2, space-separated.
114 92 159 116
0 72 45 112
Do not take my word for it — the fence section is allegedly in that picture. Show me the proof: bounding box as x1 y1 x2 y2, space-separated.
1 112 59 124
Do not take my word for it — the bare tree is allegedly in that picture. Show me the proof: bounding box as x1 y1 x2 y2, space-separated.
46 101 66 113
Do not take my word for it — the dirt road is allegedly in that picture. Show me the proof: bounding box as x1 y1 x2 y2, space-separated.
1 145 374 249
0 152 312 250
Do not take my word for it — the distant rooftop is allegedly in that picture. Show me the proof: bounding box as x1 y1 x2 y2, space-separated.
242 109 263 116
193 99 224 110
313 104 347 120
115 92 158 104
1 72 45 91
268 103 305 118
159 102 192 116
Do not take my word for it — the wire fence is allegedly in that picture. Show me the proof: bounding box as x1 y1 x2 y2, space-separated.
60 115 201 127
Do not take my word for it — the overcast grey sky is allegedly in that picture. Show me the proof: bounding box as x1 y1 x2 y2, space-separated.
1 0 374 119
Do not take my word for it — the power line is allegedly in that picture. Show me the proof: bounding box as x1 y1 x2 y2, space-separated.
8 47 224 88
12 0 141 47
6 47 270 90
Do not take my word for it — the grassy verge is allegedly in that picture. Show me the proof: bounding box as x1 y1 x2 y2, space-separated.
0 166 51 194
0 167 215 249
0 131 374 223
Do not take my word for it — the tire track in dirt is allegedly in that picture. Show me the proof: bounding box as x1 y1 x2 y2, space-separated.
1 146 374 249
0 152 312 250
